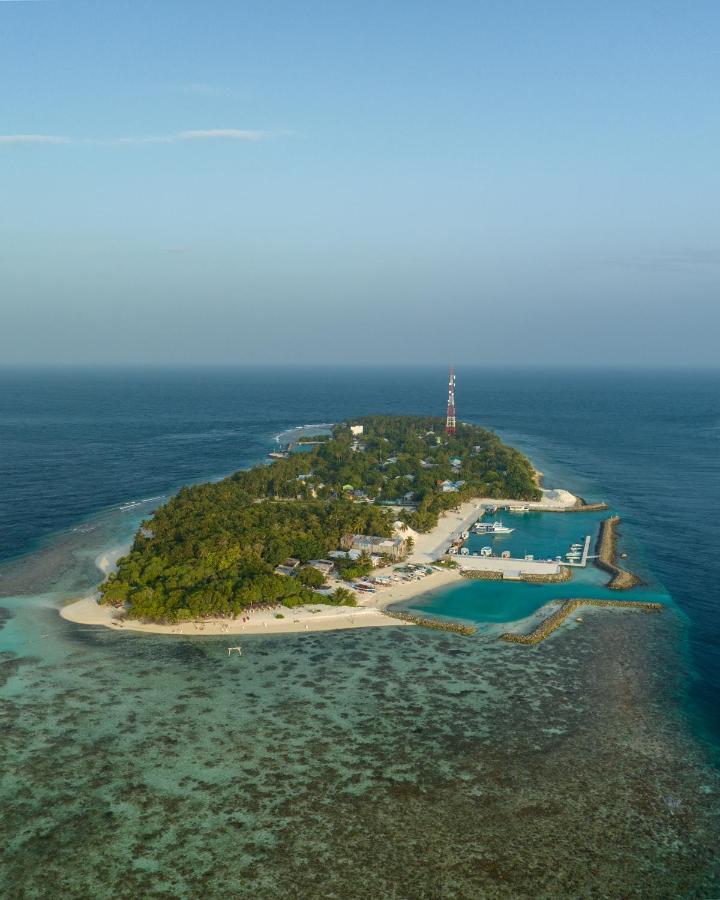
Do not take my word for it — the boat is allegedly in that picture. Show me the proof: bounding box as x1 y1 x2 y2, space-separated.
472 521 514 535
508 505 530 513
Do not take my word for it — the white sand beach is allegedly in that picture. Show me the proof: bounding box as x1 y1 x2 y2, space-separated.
60 567 464 635
60 487 579 637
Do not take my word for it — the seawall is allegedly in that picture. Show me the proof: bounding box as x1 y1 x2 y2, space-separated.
540 501 609 513
460 567 572 584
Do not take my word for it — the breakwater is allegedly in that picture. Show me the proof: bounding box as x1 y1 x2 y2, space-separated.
521 566 572 584
569 501 609 512
383 610 476 635
595 516 642 590
460 569 504 581
500 598 662 645
543 501 609 513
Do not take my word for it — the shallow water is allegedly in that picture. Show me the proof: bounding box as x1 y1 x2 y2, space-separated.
1 600 718 897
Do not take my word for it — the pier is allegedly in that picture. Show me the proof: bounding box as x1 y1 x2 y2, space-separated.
563 533 592 567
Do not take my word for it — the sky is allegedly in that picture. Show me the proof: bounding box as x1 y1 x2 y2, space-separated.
1 0 719 366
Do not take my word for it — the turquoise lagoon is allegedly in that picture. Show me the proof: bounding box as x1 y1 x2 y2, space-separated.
401 508 669 628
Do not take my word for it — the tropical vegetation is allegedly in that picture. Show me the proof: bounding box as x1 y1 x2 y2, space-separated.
99 415 539 622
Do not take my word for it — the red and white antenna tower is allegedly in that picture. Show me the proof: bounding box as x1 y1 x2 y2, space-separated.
446 367 457 435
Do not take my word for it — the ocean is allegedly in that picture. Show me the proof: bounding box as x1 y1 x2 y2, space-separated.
1 366 719 897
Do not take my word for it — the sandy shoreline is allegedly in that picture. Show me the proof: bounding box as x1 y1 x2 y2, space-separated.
60 487 579 637
60 567 464 635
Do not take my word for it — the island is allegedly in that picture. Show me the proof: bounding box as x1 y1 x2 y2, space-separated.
64 415 567 633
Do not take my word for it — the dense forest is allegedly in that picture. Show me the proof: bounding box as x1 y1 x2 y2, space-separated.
100 415 540 622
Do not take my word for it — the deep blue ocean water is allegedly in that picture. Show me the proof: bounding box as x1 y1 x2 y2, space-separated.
1 367 719 896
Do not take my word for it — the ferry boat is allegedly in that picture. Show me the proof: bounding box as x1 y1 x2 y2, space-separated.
472 520 515 535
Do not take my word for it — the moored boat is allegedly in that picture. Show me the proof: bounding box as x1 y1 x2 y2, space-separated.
472 520 514 535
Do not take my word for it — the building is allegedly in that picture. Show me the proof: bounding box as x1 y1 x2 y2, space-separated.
328 549 363 561
350 424 364 436
307 559 336 577
273 557 301 577
439 479 466 493
340 533 409 560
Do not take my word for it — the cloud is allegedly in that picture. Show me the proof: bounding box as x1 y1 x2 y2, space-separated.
0 134 70 144
113 129 271 144
0 129 280 146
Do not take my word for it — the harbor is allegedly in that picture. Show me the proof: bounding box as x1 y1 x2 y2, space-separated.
444 505 599 581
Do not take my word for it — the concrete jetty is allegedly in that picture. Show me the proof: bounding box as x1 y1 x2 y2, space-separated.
450 553 562 580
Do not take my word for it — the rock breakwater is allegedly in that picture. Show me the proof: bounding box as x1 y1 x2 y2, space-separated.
500 598 662 645
595 516 642 590
542 501 609 513
383 610 476 635
460 570 504 581
521 567 572 584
